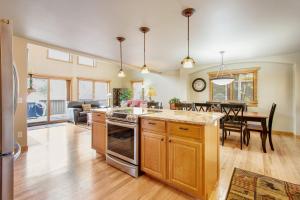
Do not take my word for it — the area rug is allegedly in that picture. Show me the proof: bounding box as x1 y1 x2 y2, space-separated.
226 168 300 200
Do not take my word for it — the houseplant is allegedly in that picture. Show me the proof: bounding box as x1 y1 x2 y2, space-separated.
169 97 180 110
120 89 133 106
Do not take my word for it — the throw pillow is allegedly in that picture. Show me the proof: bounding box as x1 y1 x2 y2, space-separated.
82 104 92 112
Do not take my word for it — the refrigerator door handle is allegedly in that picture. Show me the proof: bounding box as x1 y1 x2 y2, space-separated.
13 143 21 160
12 63 19 114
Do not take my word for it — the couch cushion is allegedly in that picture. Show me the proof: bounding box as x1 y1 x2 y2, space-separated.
82 104 92 112
84 100 100 107
68 101 84 108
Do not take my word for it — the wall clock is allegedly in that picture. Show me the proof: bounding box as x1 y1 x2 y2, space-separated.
192 78 206 92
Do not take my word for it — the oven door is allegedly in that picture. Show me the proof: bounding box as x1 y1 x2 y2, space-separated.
106 120 138 165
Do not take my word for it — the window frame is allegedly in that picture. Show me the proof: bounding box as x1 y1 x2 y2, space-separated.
47 49 72 63
208 67 259 106
77 56 96 67
77 77 110 105
131 80 144 100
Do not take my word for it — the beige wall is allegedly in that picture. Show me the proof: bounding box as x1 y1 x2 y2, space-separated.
189 62 294 133
13 36 27 147
27 43 124 102
123 69 184 108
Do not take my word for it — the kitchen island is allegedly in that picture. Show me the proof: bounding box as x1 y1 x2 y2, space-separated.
91 108 223 200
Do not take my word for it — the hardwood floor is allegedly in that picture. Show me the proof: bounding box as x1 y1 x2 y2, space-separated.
15 123 300 200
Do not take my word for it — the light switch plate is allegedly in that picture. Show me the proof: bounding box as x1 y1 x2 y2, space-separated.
17 131 22 138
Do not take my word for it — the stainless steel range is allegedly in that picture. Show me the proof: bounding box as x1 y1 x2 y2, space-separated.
105 108 160 177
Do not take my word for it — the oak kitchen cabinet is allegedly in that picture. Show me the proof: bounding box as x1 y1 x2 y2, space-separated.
91 111 106 154
141 118 219 200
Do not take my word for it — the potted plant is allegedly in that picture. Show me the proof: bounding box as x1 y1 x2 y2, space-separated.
120 89 133 107
169 97 180 110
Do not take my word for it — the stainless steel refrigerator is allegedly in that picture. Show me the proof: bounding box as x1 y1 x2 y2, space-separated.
0 19 21 200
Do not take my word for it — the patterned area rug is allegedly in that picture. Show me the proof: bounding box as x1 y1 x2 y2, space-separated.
226 168 300 200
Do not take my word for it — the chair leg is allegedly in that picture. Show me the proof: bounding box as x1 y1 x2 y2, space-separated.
268 131 274 151
229 131 231 136
222 129 225 146
240 130 243 150
247 130 250 146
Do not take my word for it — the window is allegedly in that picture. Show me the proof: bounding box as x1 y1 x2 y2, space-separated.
78 80 93 100
132 81 144 100
78 56 95 67
95 82 109 105
209 68 258 106
78 78 110 105
47 49 71 62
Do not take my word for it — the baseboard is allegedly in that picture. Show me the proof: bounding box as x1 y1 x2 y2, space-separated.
21 145 28 153
272 130 294 136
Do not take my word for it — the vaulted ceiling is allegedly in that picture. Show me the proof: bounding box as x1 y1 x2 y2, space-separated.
1 0 300 71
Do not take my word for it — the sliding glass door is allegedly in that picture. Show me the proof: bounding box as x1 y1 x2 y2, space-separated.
27 78 48 124
27 76 70 126
49 79 68 121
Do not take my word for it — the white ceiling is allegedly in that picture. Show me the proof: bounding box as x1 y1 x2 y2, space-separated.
1 0 300 71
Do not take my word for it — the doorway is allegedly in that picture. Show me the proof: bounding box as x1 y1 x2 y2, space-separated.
27 75 71 126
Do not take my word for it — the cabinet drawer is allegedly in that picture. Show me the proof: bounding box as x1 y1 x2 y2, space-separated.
168 122 203 140
92 112 105 123
142 119 166 134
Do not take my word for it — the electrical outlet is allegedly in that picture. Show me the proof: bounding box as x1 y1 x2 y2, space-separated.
17 131 22 138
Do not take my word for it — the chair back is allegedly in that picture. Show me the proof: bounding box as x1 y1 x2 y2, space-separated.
194 103 212 112
268 103 276 132
228 102 248 112
220 103 244 126
207 101 221 112
174 103 193 111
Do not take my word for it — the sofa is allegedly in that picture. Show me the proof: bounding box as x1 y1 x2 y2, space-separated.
67 100 103 124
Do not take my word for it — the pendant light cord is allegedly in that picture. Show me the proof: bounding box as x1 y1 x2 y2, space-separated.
187 16 190 57
119 41 123 70
143 32 146 66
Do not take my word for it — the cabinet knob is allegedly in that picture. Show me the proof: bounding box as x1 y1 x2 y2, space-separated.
161 138 164 142
168 139 171 143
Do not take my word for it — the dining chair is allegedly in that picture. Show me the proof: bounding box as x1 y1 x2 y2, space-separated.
206 101 221 112
174 103 193 111
220 103 246 149
245 103 276 151
194 103 212 112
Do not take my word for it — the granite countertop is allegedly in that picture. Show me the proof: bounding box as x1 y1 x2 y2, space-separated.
91 108 112 113
92 107 224 125
140 109 224 125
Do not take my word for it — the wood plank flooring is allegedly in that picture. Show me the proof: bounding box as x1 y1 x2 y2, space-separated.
14 123 300 200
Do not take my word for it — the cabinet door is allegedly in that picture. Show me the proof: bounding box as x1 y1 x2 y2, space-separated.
168 137 202 197
141 131 166 180
92 122 106 154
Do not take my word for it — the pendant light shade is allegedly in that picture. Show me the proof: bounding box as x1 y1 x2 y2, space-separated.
211 51 234 85
140 27 150 74
27 74 36 94
117 37 126 78
181 8 196 69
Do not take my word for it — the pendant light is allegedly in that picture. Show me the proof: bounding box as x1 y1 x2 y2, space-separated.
117 37 126 78
140 27 150 73
211 51 235 85
181 8 196 69
27 74 36 94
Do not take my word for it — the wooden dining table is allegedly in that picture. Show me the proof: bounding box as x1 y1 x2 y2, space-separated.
228 111 269 153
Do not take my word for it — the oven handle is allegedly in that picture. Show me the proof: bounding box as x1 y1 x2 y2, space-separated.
106 119 137 129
